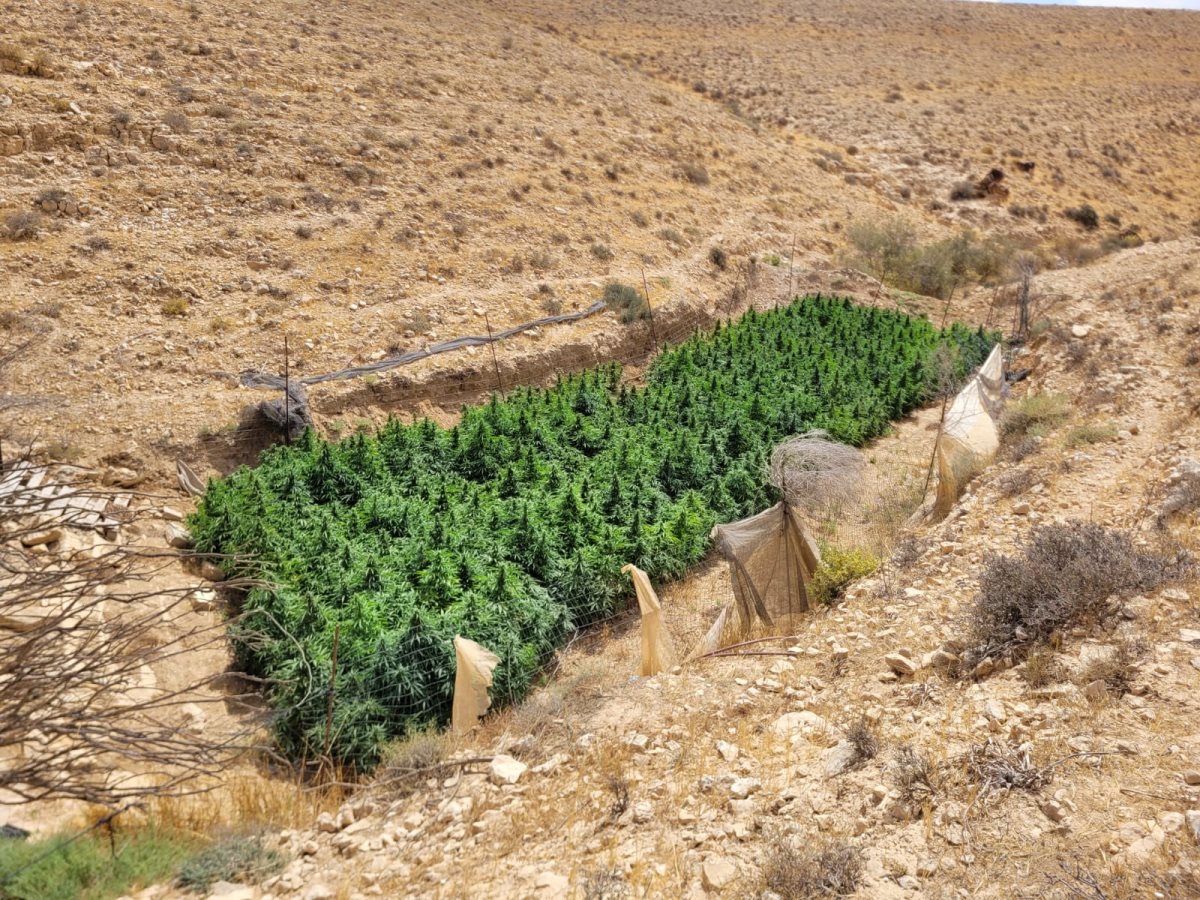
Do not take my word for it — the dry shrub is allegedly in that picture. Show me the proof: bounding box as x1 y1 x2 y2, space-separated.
582 868 629 899
963 523 1181 661
1021 646 1061 688
1047 858 1200 899
1064 204 1100 230
1003 434 1041 463
1074 637 1143 695
1064 423 1118 448
680 162 710 185
996 466 1038 497
764 837 862 898
603 280 648 323
964 738 1049 803
845 718 879 769
890 535 926 569
378 727 448 784
891 745 939 809
4 209 44 241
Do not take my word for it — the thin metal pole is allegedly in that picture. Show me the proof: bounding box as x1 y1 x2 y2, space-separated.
483 312 503 393
283 334 290 445
640 267 659 349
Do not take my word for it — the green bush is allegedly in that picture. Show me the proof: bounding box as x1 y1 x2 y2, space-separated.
843 220 1020 300
177 837 284 892
1064 423 1118 448
602 279 648 323
0 829 194 900
810 546 880 605
191 296 995 768
1000 392 1070 440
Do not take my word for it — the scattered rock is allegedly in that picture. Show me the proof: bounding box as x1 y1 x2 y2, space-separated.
701 856 739 892
190 589 218 612
534 871 569 896
20 528 61 547
1159 812 1185 833
1182 770 1200 786
823 741 859 777
303 885 335 900
199 561 227 582
884 652 919 676
166 522 192 548
632 800 654 824
1083 679 1108 702
103 466 143 487
207 883 254 900
489 754 528 786
1186 810 1200 844
715 741 739 762
1040 799 1068 823
729 777 761 800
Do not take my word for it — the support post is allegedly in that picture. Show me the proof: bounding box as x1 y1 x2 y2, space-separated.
283 334 290 445
322 624 341 767
483 312 504 394
641 267 659 350
785 232 796 308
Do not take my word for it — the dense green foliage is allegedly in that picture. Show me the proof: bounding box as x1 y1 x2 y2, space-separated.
192 296 995 768
0 830 196 900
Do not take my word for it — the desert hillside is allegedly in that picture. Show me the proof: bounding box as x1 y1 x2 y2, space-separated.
1 1 1199 899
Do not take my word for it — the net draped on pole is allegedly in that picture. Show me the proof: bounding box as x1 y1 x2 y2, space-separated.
692 501 821 657
451 635 501 734
933 344 1005 518
622 563 677 676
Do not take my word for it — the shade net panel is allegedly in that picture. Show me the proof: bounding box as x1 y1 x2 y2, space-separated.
691 502 821 657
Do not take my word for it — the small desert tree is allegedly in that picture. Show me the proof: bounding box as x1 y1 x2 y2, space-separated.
769 430 866 527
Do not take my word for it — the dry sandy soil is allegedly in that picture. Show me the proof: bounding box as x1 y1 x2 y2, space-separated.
2 0 1200 898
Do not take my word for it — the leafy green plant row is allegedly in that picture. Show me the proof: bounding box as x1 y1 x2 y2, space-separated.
191 296 995 768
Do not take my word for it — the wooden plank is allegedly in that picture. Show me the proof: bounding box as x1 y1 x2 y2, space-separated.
0 462 30 495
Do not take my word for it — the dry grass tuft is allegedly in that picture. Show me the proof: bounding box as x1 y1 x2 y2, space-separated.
764 837 862 898
891 745 940 810
1020 645 1062 688
1073 637 1143 696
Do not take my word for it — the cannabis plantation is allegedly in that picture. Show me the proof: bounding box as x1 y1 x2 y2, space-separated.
191 296 995 768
